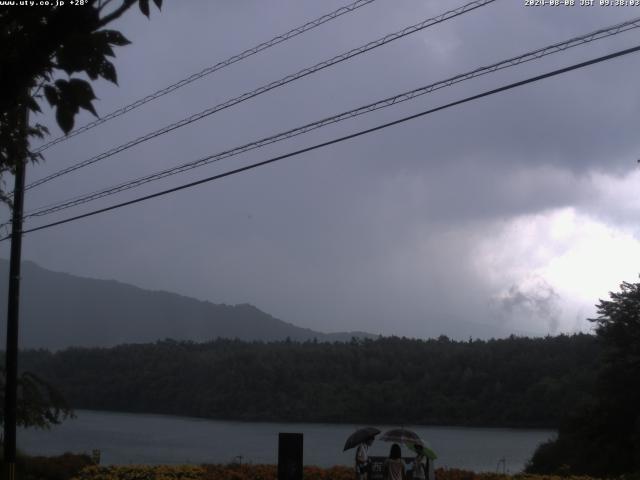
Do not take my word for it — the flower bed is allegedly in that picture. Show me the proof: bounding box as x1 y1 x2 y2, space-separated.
67 465 605 480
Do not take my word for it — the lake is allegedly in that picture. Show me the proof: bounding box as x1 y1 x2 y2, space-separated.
18 410 555 473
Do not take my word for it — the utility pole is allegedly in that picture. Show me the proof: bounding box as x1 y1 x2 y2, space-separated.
3 96 28 480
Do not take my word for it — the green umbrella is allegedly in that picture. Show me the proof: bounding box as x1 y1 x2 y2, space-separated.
406 441 437 460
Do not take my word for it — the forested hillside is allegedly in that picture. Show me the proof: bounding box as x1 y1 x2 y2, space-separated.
20 334 598 427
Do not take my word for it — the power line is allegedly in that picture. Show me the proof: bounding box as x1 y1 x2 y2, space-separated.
32 0 379 154
5 43 639 242
21 16 640 220
24 0 496 191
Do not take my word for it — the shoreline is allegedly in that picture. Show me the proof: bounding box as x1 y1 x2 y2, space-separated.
68 408 560 432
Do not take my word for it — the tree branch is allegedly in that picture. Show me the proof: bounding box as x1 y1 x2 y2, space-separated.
97 0 137 27
98 0 116 13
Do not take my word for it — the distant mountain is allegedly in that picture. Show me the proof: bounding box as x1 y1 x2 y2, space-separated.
0 259 376 349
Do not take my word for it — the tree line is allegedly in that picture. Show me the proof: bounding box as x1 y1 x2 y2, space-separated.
18 333 599 428
526 281 640 476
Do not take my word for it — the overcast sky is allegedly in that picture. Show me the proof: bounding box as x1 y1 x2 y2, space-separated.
2 0 640 339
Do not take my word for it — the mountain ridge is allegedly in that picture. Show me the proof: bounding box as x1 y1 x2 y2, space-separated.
0 259 377 349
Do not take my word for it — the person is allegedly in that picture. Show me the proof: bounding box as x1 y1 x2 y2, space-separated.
355 436 374 480
412 444 435 480
383 443 406 480
412 444 426 480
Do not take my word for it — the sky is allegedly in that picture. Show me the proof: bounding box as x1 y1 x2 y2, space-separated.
2 0 640 339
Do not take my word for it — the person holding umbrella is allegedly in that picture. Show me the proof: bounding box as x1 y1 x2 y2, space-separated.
412 444 427 480
344 427 380 480
356 436 374 480
407 442 437 480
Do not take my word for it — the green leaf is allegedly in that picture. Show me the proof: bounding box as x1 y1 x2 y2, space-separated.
84 57 101 80
55 37 90 75
101 29 131 46
26 96 41 113
89 31 115 57
54 79 67 90
99 59 118 85
27 127 43 139
56 30 119 75
68 79 98 117
56 106 75 134
69 79 96 100
52 78 96 131
43 85 58 106
103 42 115 58
139 0 150 17
80 100 98 118
27 124 49 140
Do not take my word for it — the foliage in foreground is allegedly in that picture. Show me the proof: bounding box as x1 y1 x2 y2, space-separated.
0 0 162 203
526 280 640 477
0 452 92 480
0 370 73 429
66 464 610 480
0 457 621 480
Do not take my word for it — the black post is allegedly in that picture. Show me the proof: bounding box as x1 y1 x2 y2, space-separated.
3 100 28 480
278 433 303 480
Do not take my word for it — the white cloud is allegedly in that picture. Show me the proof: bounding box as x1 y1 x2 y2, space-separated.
476 205 640 334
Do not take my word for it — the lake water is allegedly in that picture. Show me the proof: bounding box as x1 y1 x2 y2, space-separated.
18 410 555 473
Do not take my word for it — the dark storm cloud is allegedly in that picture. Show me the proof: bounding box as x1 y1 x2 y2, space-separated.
3 0 640 339
494 281 561 335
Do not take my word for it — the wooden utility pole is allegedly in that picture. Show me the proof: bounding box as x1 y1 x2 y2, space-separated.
3 97 28 480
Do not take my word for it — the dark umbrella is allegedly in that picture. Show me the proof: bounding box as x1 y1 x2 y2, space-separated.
343 427 381 451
